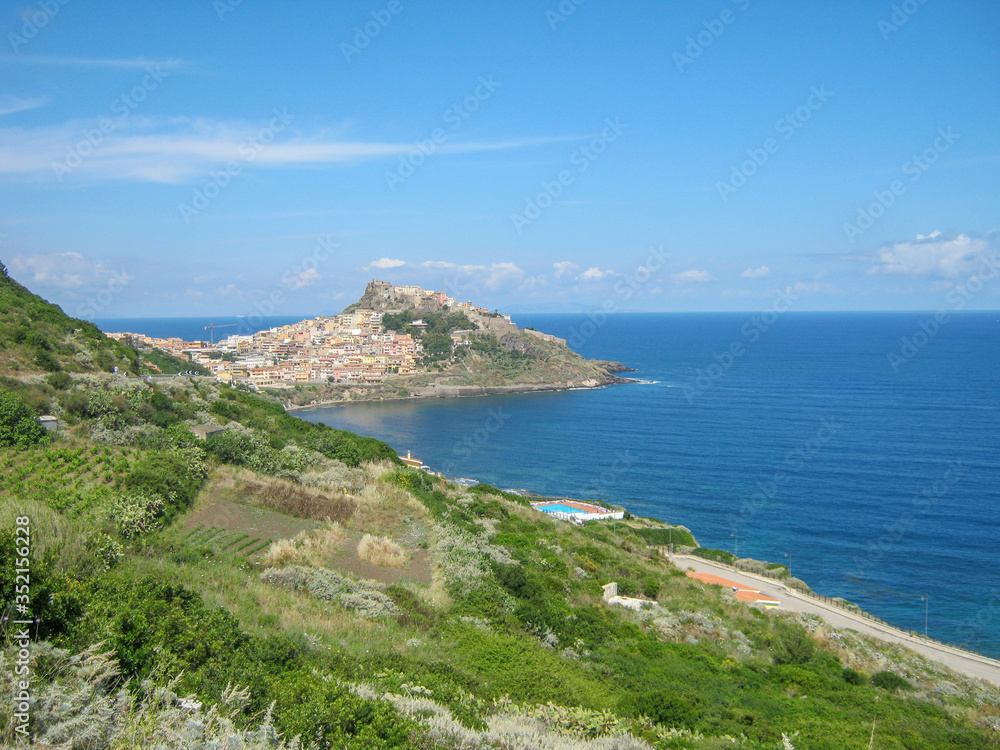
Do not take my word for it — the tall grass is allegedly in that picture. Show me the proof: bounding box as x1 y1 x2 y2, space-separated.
240 475 356 523
357 534 407 568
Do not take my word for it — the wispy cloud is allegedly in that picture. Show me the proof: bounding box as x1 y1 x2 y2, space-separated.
0 55 189 69
672 269 713 284
0 96 47 116
0 117 583 184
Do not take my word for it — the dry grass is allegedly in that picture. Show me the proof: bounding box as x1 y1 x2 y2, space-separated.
262 521 347 567
357 533 407 568
239 475 356 524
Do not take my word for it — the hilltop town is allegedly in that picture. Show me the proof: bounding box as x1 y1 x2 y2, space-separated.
106 281 632 402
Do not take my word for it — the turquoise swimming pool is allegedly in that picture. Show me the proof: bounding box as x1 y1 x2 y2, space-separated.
537 503 585 514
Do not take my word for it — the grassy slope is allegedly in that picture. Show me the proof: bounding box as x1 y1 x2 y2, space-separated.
1 278 998 749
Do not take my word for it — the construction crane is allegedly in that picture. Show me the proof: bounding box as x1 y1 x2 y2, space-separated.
204 322 237 345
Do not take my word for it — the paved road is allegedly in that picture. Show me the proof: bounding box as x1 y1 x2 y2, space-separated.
672 555 1000 686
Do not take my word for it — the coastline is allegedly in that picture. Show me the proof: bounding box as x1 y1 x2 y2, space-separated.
283 370 638 411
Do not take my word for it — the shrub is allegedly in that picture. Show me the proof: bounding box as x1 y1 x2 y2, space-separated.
357 534 407 568
110 491 165 538
617 689 702 731
871 670 912 691
46 371 73 390
124 450 205 515
842 667 867 685
691 547 736 564
0 388 48 448
240 476 356 523
771 623 816 666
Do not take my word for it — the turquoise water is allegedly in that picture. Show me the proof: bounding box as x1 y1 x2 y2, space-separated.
537 503 587 514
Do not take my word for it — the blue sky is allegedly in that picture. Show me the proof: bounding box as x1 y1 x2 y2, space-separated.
0 0 998 318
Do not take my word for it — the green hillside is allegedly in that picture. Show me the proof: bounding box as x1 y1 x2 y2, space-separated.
1 275 998 749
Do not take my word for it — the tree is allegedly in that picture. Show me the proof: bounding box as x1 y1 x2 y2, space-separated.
0 388 48 448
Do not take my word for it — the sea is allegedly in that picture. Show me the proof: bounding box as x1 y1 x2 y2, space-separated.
93 312 1000 658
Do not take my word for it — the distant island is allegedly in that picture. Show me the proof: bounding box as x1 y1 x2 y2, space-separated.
106 280 636 407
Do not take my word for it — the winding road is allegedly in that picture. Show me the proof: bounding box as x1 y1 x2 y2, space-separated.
672 554 1000 686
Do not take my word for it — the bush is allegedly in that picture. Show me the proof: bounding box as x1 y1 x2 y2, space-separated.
771 623 815 665
124 450 206 516
843 667 867 685
871 670 912 691
691 547 736 564
0 388 48 448
46 371 73 390
110 491 166 538
617 689 702 731
357 534 407 568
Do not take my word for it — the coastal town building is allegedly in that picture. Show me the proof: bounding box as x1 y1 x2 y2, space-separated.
102 282 502 388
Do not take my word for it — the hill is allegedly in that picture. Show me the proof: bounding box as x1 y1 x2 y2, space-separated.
0 274 999 749
282 280 632 407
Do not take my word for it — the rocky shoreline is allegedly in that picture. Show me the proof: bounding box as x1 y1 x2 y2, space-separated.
283 361 636 411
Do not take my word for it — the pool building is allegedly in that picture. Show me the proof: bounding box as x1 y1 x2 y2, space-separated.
531 499 625 524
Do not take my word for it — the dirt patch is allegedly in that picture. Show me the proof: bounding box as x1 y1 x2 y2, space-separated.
184 499 317 540
328 542 433 587
183 499 433 585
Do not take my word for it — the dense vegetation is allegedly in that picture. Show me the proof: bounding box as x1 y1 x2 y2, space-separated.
1 273 999 749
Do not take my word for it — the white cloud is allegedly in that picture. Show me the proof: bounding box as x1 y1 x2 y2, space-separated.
0 118 584 184
740 265 770 279
868 232 996 278
369 257 406 269
183 288 204 298
553 261 579 279
285 267 320 289
519 275 548 291
0 96 48 117
421 260 524 290
671 269 713 284
576 266 616 281
0 55 189 69
8 251 100 288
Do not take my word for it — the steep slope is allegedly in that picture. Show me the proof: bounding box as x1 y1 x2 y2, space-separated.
1 276 998 749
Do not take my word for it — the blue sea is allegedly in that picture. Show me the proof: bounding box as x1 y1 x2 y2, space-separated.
98 312 1000 658
91 315 310 342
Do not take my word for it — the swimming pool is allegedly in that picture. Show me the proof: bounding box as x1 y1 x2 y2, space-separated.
536 503 586 514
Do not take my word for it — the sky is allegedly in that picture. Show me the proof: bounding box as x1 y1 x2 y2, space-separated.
0 0 998 319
